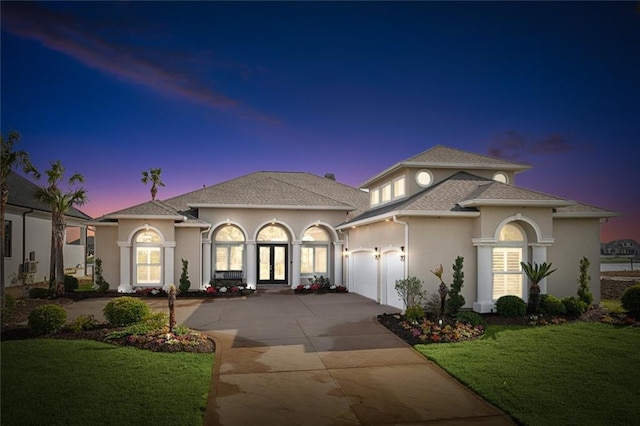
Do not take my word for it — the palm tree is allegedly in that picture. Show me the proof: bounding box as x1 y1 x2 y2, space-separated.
35 161 88 296
141 168 165 201
521 261 557 314
1 131 39 308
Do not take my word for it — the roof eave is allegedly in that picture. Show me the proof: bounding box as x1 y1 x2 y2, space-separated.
553 212 620 219
188 203 356 211
459 199 574 208
104 214 187 220
336 209 480 229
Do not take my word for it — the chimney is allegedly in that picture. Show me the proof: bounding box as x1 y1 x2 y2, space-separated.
324 173 336 180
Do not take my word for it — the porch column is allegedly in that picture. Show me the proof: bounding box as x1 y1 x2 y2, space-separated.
164 242 176 287
333 241 344 286
531 244 549 294
117 241 132 293
246 241 256 289
292 240 301 289
202 238 211 289
473 244 495 313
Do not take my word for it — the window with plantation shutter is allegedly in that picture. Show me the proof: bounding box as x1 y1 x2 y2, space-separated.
492 222 526 300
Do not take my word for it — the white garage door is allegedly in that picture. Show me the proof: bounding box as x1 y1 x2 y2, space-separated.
384 253 404 310
351 252 378 301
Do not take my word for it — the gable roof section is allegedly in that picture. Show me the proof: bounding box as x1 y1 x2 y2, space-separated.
339 172 616 228
360 145 531 188
96 199 208 226
6 171 92 220
165 172 369 216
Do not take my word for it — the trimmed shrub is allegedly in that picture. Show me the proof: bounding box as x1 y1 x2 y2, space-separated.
4 294 17 310
446 256 465 315
454 311 486 327
64 274 79 293
179 258 191 293
70 314 99 332
577 257 593 306
562 297 587 316
29 287 50 299
94 258 110 293
621 283 640 315
103 297 151 326
496 295 526 317
405 305 425 322
539 294 567 316
28 304 67 334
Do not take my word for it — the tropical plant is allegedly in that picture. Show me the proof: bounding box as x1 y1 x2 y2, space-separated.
0 130 39 308
447 256 465 315
520 261 557 314
35 161 88 296
179 258 191 293
141 168 165 201
577 256 593 306
395 276 424 310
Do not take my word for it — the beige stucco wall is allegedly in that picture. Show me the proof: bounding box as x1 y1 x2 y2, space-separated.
174 227 202 290
406 217 476 306
94 225 119 290
547 218 602 303
345 220 405 249
473 206 554 241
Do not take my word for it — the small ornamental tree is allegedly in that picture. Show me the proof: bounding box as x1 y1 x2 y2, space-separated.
577 256 593 306
431 264 448 319
179 258 191 293
447 256 465 315
94 258 110 292
395 276 424 311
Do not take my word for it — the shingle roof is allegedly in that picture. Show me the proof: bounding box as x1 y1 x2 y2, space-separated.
99 200 207 225
6 171 92 220
344 171 615 225
360 145 530 188
165 172 370 216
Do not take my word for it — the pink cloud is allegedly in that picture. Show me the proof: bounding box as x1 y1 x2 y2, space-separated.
2 2 278 123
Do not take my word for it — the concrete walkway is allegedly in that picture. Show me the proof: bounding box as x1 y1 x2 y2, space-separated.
58 288 515 425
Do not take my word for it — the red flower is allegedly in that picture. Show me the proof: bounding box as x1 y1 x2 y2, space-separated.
206 287 217 294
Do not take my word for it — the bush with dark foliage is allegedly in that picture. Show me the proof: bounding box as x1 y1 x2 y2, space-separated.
496 295 526 317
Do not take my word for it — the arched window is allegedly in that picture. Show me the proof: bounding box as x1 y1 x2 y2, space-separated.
492 223 525 299
135 230 162 285
215 225 244 271
257 225 289 242
301 226 330 276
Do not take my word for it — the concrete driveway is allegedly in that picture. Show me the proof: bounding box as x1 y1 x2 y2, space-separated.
62 288 515 425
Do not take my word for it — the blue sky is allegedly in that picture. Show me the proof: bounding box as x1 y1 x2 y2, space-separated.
2 1 639 242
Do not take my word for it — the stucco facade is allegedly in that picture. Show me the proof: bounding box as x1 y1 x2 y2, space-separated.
90 146 616 312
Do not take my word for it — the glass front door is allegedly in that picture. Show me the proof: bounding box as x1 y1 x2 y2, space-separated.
257 244 288 284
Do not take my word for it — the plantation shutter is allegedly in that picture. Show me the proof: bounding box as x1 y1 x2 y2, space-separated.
492 248 522 299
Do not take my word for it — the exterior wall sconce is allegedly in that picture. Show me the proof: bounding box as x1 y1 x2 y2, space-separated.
344 247 349 257
400 246 405 262
374 247 380 259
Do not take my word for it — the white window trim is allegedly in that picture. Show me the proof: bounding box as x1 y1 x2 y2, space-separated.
415 169 434 188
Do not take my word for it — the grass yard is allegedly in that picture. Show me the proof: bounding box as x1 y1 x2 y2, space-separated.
416 322 640 425
1 339 215 425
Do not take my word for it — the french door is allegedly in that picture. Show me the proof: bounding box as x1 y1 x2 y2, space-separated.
257 244 288 284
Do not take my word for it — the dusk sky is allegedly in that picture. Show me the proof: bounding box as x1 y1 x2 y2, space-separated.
2 1 638 243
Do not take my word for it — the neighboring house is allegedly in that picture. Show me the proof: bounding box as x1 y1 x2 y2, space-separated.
90 145 616 312
3 172 92 285
601 239 640 256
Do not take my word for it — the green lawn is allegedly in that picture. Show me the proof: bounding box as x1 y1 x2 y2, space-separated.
416 322 640 425
1 339 215 425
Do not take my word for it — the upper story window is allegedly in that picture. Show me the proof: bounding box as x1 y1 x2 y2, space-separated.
493 171 509 184
370 176 406 208
416 170 433 188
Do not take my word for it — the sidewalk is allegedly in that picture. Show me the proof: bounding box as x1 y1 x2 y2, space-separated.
52 290 515 425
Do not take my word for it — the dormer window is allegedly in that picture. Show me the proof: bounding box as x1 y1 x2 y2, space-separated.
493 172 508 184
416 170 433 188
369 176 406 208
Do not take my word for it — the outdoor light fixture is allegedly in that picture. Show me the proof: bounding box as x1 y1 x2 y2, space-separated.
344 247 349 257
374 247 380 259
400 246 405 262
